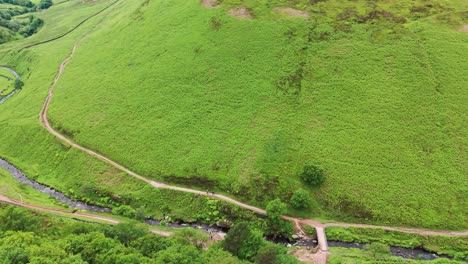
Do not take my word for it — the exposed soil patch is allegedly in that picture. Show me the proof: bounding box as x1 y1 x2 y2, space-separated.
201 0 218 8
228 7 252 19
273 7 309 18
461 24 468 33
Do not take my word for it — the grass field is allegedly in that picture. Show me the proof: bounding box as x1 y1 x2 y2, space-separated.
43 0 468 229
0 0 466 231
328 247 466 264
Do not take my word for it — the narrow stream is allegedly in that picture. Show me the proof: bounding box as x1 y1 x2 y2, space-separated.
0 66 21 105
0 89 20 105
0 159 111 213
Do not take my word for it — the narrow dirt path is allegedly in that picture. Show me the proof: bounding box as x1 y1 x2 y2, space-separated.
0 194 173 237
34 0 468 257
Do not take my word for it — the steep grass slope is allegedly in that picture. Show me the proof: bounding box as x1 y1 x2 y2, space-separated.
0 0 250 227
0 0 466 229
46 0 468 229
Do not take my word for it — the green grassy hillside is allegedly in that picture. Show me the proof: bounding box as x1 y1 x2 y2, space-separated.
0 0 466 230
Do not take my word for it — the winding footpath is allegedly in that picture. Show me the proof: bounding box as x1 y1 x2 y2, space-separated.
0 3 461 263
0 194 173 237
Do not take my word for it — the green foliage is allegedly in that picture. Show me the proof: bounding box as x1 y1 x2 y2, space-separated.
266 199 294 237
37 0 52 10
364 242 391 257
222 222 265 261
103 222 147 246
13 79 23 90
300 164 324 186
0 205 251 264
328 247 466 264
289 188 310 209
326 227 468 258
130 234 171 258
254 244 299 264
113 205 136 218
0 206 40 232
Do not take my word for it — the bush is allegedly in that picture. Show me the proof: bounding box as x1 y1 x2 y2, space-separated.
222 222 264 261
290 189 310 209
38 0 52 9
300 164 324 186
0 206 40 232
14 79 24 89
364 242 391 257
113 205 136 218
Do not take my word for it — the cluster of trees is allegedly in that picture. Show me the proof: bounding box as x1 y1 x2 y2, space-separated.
287 163 325 210
222 222 299 264
0 0 51 43
0 205 245 263
0 0 52 9
0 0 34 8
0 204 301 263
37 0 52 9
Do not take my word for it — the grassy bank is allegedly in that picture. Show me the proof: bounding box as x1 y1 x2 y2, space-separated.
326 227 468 259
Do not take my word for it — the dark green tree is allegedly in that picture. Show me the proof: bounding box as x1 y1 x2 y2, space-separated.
289 189 310 209
254 244 299 264
0 206 40 232
265 199 294 237
38 0 52 9
300 164 324 186
14 79 24 90
222 222 264 261
104 222 147 246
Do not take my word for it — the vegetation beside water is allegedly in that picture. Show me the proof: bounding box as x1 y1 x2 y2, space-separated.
328 247 467 264
0 203 302 263
326 226 468 259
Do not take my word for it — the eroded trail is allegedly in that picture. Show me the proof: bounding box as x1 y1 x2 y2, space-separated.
34 1 467 255
0 195 173 236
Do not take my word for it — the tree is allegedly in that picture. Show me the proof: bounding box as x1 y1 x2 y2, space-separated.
222 222 264 261
0 206 40 232
289 189 310 209
14 79 24 90
113 205 136 218
130 234 171 258
300 164 324 186
104 223 147 246
38 0 52 9
201 246 245 264
266 199 294 238
254 244 299 264
155 244 203 264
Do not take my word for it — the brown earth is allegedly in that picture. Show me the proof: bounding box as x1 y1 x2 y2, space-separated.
273 7 309 18
461 24 468 33
201 0 218 8
228 7 252 19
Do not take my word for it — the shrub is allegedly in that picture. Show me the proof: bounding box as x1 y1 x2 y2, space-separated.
300 164 324 186
222 222 264 261
14 79 24 89
38 0 52 9
290 189 310 209
364 242 391 257
113 205 136 218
